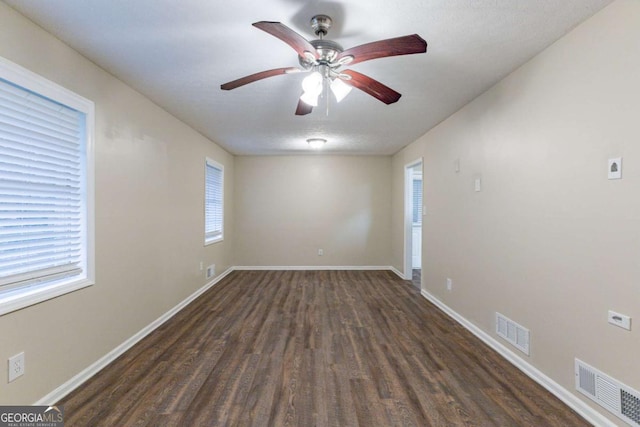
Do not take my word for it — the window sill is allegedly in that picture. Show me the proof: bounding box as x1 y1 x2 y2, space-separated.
205 235 224 246
0 277 94 316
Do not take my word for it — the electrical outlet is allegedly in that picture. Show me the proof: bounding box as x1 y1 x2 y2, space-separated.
318 249 324 256
8 352 25 382
199 261 203 271
446 278 453 291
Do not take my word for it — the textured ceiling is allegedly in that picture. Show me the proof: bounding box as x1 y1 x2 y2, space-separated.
4 0 613 155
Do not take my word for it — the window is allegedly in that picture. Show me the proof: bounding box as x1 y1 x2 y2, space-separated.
0 57 94 316
204 158 223 244
412 177 422 224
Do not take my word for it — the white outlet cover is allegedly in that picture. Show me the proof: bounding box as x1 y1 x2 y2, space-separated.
8 352 25 382
446 278 453 291
474 178 482 192
608 157 622 180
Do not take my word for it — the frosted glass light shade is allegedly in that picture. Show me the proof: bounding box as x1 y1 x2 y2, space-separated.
300 91 320 107
300 71 323 106
307 138 326 149
330 78 352 102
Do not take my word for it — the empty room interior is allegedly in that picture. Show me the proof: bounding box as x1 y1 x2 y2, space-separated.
0 1 638 426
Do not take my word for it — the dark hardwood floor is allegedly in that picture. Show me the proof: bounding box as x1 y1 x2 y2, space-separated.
412 268 421 288
59 270 590 426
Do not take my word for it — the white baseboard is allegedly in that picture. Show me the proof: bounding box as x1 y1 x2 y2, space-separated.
35 267 234 405
233 265 398 272
420 289 615 427
388 266 406 279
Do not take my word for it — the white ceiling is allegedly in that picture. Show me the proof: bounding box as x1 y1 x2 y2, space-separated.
4 0 613 155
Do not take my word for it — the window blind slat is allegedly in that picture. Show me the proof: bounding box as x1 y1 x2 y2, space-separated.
0 81 80 122
0 105 80 138
0 132 80 162
0 179 80 197
0 92 81 129
0 123 79 156
0 143 79 170
0 230 80 245
0 122 81 152
1 218 80 227
0 245 81 263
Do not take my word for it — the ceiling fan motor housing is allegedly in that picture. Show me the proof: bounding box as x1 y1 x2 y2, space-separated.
299 39 343 69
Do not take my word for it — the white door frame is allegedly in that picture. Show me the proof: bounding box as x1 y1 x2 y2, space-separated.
404 158 423 280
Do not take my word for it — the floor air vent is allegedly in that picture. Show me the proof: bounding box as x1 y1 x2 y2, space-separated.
575 359 640 426
495 312 530 355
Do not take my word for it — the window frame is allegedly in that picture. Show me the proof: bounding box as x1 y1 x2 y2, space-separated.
204 157 224 245
0 56 95 316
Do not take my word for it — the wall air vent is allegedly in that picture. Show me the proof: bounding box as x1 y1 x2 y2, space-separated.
575 359 640 426
495 312 530 355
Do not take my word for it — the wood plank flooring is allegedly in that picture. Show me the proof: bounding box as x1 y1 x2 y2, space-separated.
59 270 590 426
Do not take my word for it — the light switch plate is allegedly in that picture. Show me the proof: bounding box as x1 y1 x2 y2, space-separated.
474 178 482 192
608 157 622 180
8 352 25 382
608 310 631 330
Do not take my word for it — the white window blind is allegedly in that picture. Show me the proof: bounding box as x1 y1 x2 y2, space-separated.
205 159 223 243
0 77 86 291
412 178 422 224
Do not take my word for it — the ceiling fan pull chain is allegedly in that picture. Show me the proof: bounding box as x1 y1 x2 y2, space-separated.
326 82 330 116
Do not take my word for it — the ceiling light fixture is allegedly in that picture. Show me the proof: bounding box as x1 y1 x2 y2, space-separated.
300 65 353 107
307 138 327 149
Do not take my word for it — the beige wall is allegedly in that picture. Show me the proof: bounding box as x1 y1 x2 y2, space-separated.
392 0 639 423
234 156 391 266
0 3 234 404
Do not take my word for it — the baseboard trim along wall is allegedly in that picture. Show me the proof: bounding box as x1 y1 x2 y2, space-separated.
420 289 616 427
35 267 235 405
234 265 400 272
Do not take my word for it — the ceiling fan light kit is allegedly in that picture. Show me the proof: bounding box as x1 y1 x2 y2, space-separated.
221 14 427 116
307 138 327 149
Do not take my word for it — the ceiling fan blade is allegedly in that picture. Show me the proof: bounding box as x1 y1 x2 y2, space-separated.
340 70 401 105
295 98 313 116
253 21 319 60
221 67 302 90
337 34 427 66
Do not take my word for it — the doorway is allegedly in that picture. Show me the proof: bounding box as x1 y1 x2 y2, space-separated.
404 159 423 288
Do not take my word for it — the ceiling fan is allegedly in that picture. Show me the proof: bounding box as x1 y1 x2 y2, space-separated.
220 15 427 115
